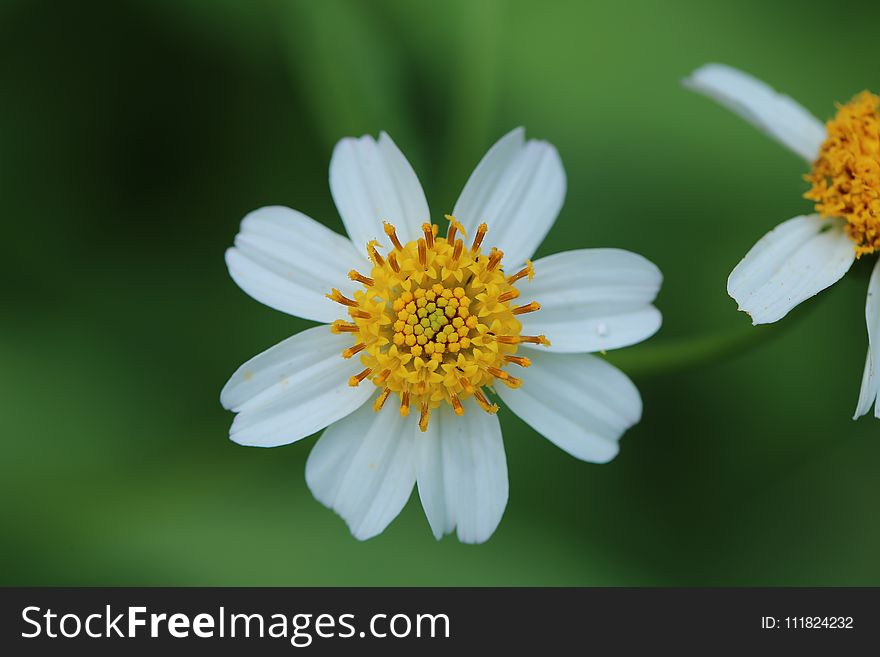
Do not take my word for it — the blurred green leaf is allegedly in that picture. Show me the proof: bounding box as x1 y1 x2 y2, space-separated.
283 0 415 150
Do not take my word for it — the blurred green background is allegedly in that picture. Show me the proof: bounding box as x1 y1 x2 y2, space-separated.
3 0 879 586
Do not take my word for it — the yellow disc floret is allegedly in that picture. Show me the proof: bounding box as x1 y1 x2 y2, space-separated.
328 216 547 431
805 91 880 256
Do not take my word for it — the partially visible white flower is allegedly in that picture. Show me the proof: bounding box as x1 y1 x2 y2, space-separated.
685 64 880 420
221 128 662 542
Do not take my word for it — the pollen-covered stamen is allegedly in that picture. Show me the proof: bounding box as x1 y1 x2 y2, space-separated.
388 251 400 273
512 301 541 315
384 222 404 250
447 222 457 242
367 240 385 266
418 238 427 268
496 334 550 346
471 223 488 252
473 388 499 414
487 248 503 271
450 392 464 416
422 223 435 249
806 91 880 256
507 261 535 285
327 288 358 307
342 343 366 359
348 270 374 286
452 238 463 262
373 387 391 412
504 354 532 367
330 320 359 334
329 217 548 430
419 401 430 432
445 214 464 242
348 367 372 387
486 366 522 388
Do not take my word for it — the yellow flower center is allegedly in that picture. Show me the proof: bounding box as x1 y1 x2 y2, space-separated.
327 216 548 432
805 91 880 256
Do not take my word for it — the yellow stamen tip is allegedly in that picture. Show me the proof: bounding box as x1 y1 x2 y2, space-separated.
372 388 391 412
445 214 467 240
366 239 385 265
505 355 532 368
512 301 541 315
383 222 404 250
342 343 366 359
471 223 488 251
330 320 358 334
418 402 430 432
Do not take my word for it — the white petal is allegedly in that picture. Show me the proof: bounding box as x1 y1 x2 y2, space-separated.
683 63 826 162
225 206 366 324
221 326 374 447
329 132 429 251
416 402 508 544
515 248 662 353
305 403 416 540
854 258 880 419
727 215 854 325
452 127 566 266
496 350 641 464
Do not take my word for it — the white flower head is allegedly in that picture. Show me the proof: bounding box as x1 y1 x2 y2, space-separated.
220 128 663 542
685 64 880 420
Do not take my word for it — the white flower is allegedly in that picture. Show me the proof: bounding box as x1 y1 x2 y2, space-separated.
220 128 662 542
685 64 880 420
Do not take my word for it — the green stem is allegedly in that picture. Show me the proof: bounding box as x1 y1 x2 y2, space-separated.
604 302 815 377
